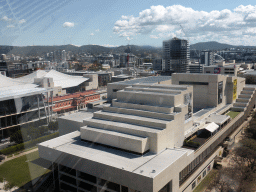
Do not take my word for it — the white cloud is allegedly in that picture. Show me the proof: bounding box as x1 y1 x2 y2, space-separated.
2 16 11 22
126 37 133 41
7 25 15 28
19 19 26 24
150 35 159 39
90 33 94 36
63 22 74 28
113 4 256 45
102 44 119 47
95 29 100 32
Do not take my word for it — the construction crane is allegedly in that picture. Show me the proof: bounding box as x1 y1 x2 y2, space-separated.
180 24 190 43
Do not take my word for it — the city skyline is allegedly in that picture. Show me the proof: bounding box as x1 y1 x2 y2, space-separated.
1 0 256 46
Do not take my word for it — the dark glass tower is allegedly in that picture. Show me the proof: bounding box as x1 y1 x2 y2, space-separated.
163 37 190 73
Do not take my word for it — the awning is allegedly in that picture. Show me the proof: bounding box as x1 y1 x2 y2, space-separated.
202 122 219 133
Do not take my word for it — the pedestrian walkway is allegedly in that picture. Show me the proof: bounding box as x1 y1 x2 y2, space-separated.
0 147 38 166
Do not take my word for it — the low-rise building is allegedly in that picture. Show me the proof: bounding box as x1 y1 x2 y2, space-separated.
203 61 240 76
17 70 90 96
50 90 100 113
187 64 203 73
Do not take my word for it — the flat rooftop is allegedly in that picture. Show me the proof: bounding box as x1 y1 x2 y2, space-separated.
58 111 93 123
112 76 172 85
39 131 193 178
205 114 230 125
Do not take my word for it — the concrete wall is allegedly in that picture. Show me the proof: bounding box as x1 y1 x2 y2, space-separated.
180 147 222 192
84 74 98 90
58 117 83 136
107 79 172 101
38 145 154 192
172 73 245 109
35 77 66 96
117 90 177 107
107 83 130 101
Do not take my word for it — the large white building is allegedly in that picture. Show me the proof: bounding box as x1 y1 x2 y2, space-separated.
38 74 256 192
17 70 93 96
0 74 52 139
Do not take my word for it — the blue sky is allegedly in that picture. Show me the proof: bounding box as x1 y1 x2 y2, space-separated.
1 0 256 47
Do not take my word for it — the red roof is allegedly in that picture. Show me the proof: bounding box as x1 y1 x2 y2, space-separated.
50 90 98 102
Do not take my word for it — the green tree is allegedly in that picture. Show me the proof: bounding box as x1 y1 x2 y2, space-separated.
10 130 23 144
208 167 238 192
48 121 58 131
245 119 256 140
232 139 256 172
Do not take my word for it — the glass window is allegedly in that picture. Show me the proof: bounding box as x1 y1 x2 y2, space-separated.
203 170 206 177
78 171 96 184
192 181 196 189
121 186 128 192
158 182 170 192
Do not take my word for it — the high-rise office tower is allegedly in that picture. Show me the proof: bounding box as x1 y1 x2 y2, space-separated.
62 50 67 63
200 51 213 66
163 37 190 73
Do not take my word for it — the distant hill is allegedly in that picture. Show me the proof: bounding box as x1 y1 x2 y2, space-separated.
0 44 162 56
190 41 256 50
1 41 256 56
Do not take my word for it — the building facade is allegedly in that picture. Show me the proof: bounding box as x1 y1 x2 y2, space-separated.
200 51 214 66
0 74 52 138
51 90 100 113
203 61 239 76
163 37 190 73
38 74 256 192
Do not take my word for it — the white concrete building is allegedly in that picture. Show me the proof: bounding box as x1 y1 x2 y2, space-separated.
38 74 256 192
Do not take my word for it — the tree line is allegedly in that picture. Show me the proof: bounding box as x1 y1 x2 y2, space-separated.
10 121 58 144
208 112 256 192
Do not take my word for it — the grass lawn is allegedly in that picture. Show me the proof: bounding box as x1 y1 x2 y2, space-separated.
193 169 218 192
227 111 240 119
0 151 50 188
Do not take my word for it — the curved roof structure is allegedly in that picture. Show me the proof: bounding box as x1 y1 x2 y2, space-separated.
44 70 88 89
0 74 38 88
17 70 89 89
17 70 47 84
0 74 46 101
